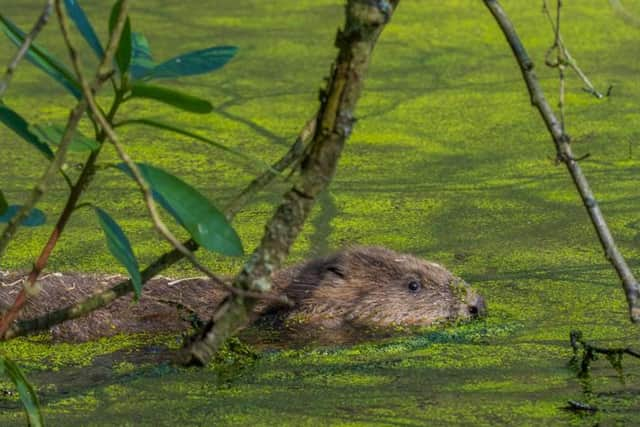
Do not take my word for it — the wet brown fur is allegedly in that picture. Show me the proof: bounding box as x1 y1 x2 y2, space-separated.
0 247 484 342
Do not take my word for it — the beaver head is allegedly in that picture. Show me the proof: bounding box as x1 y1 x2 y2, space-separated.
279 246 485 329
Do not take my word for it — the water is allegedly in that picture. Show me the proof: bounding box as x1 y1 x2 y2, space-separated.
0 0 639 425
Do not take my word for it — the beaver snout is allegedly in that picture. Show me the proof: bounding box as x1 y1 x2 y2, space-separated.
468 294 487 318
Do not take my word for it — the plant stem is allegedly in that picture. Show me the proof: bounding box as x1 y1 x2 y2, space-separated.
4 110 316 339
0 0 54 99
0 0 131 338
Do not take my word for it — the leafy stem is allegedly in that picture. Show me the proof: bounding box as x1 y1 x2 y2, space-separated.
0 0 131 338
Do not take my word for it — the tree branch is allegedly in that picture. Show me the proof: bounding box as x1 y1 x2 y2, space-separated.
182 0 400 366
483 0 640 322
0 0 131 338
0 0 54 98
4 111 316 339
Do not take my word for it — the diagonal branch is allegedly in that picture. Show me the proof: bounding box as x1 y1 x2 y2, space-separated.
3 113 316 339
182 0 400 366
0 0 131 338
542 0 605 99
0 0 54 98
483 0 640 322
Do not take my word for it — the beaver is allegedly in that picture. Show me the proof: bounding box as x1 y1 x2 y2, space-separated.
0 246 485 342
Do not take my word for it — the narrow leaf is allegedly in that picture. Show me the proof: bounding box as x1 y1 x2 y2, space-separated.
0 15 81 98
130 32 155 80
63 0 104 59
141 46 237 80
0 356 43 427
117 163 243 256
109 0 132 74
30 123 99 152
0 190 8 215
0 105 53 159
117 118 274 170
94 207 142 298
0 205 46 227
130 82 212 113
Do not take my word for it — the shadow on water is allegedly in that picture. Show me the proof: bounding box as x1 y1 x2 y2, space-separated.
2 0 640 425
3 321 638 426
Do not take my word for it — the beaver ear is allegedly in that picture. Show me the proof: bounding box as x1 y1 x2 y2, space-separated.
324 261 345 278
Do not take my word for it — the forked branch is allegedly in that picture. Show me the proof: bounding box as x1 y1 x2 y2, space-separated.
483 0 640 322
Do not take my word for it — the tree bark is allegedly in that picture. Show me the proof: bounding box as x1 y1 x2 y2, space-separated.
182 0 400 366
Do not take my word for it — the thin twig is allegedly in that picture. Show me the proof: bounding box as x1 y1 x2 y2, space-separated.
564 400 598 413
225 115 316 218
0 0 131 338
484 0 640 322
0 0 131 260
609 0 640 28
570 330 639 378
167 277 206 286
0 0 54 98
4 112 313 339
571 330 640 359
542 0 605 99
56 4 291 307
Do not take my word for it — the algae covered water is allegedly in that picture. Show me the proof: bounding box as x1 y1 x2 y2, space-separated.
1 0 639 425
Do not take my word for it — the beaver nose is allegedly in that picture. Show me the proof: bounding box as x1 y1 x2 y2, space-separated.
468 295 487 318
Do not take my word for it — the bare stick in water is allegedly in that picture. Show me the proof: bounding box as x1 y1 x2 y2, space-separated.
483 0 640 322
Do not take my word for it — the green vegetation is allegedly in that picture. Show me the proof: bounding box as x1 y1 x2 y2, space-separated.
0 0 639 425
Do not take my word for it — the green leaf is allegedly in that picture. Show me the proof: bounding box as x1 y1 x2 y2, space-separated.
0 205 46 227
0 190 8 215
129 82 212 113
0 104 53 159
63 0 104 59
109 0 132 74
30 124 99 152
116 163 243 256
94 207 142 298
0 14 81 98
130 32 155 80
0 355 43 427
139 46 237 80
128 33 236 81
116 118 268 166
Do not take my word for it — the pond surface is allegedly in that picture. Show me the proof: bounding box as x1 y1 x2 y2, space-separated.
1 0 639 425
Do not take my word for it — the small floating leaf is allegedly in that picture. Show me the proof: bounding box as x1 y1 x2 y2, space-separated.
116 163 243 256
0 105 53 159
30 123 99 152
94 207 142 298
130 32 155 80
63 0 104 59
109 0 132 74
129 82 212 113
0 205 46 227
0 356 43 427
139 46 237 80
0 14 81 98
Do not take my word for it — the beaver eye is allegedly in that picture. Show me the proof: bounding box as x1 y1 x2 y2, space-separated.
407 280 421 292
